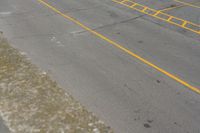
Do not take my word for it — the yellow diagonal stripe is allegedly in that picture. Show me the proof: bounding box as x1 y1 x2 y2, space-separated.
37 0 200 94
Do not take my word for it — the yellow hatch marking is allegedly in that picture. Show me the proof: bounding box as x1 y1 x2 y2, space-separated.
113 0 200 34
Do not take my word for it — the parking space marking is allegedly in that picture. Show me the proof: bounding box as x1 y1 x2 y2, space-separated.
38 0 200 94
113 0 200 34
172 0 200 9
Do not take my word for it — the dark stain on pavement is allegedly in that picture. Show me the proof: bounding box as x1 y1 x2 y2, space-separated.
144 123 151 128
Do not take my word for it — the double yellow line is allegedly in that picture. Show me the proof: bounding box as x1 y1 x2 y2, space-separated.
113 0 200 35
37 0 200 94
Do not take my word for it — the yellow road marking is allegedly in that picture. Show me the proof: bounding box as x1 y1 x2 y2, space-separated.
37 0 200 94
113 0 200 34
160 0 200 12
159 4 185 12
172 0 200 9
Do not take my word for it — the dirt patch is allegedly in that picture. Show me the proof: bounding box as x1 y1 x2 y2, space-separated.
0 34 112 133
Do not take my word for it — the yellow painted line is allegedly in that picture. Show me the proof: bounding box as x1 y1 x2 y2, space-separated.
159 4 185 12
37 0 200 94
113 0 200 34
160 0 200 12
172 0 200 9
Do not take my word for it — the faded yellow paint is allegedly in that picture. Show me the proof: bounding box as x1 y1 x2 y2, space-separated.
173 0 200 9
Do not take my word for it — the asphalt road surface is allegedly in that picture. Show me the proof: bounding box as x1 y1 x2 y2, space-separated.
0 0 200 132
